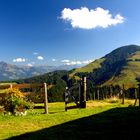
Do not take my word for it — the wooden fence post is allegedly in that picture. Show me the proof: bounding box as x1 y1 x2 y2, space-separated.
110 86 113 98
135 88 138 99
138 84 140 107
79 82 81 101
44 83 48 114
97 88 99 100
102 87 104 100
122 84 125 104
93 88 96 100
80 77 86 108
84 77 86 107
134 88 138 106
65 87 68 111
10 84 13 89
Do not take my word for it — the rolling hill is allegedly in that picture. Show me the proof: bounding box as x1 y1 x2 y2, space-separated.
70 45 140 87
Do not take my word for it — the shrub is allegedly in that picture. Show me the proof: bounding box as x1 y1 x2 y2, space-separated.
2 88 34 115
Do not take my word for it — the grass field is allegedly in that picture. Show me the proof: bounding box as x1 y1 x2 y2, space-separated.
0 99 140 140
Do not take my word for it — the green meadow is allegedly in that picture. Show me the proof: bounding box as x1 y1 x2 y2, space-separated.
0 100 140 140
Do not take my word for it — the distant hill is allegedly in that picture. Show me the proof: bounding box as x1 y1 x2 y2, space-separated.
0 61 79 81
71 45 140 87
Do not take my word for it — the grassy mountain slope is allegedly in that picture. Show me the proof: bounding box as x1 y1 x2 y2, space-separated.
104 51 140 87
69 58 105 78
71 45 140 87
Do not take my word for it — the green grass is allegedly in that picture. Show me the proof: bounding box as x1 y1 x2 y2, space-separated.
104 51 140 87
0 100 139 139
104 60 140 88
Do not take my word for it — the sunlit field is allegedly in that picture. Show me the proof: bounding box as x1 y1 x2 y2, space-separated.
0 99 139 139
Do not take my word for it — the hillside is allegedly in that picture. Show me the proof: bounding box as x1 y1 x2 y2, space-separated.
69 58 105 79
71 45 140 87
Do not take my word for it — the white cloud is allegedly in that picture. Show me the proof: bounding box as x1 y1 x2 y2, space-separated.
27 63 33 67
61 59 70 63
52 59 57 62
13 58 26 63
37 56 44 60
83 60 93 64
61 59 93 65
61 7 124 29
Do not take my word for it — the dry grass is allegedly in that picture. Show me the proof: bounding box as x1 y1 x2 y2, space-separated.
86 100 112 108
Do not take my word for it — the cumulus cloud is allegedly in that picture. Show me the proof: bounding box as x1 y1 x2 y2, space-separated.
52 59 57 62
13 58 26 63
61 59 70 63
83 60 93 64
27 63 33 67
37 56 44 60
61 7 124 29
61 59 93 65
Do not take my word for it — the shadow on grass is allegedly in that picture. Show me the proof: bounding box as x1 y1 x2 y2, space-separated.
34 106 44 109
7 107 140 140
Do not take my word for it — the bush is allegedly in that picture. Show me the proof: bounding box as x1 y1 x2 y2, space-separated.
2 88 34 115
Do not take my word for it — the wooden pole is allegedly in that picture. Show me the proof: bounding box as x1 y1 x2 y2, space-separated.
135 88 138 99
80 77 86 108
102 88 104 100
134 88 138 107
10 84 13 89
83 77 86 107
122 84 125 104
44 83 48 114
65 87 68 111
97 88 99 100
79 82 81 102
93 89 96 100
138 84 140 107
110 86 113 98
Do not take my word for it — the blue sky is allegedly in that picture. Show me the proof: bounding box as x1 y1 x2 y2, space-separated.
0 0 140 66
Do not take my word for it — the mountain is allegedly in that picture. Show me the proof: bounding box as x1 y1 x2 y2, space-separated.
70 45 140 87
0 61 79 81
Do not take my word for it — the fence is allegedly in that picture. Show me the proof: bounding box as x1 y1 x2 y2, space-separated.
1 80 140 113
64 77 87 111
64 77 140 109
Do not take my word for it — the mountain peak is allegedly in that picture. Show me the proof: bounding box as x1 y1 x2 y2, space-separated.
70 44 140 87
